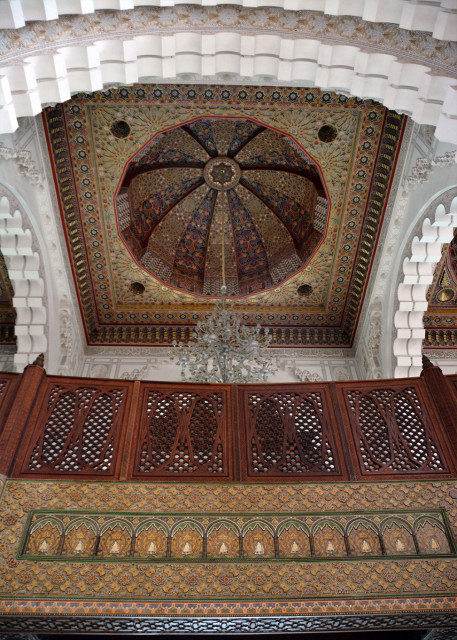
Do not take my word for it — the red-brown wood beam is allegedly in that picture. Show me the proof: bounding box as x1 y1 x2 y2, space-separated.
421 355 457 467
0 355 46 476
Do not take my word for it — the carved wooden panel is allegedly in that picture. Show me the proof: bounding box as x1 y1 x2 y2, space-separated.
16 379 131 478
448 375 457 397
0 372 17 418
0 615 456 635
238 385 346 481
338 381 451 478
132 385 232 480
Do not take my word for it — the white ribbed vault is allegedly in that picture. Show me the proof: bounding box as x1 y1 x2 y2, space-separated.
1 0 456 39
0 4 456 144
0 188 47 370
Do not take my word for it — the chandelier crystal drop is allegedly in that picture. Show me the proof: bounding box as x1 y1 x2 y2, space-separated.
169 285 278 383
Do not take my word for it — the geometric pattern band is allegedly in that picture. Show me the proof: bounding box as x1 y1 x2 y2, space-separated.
0 614 456 634
21 509 455 561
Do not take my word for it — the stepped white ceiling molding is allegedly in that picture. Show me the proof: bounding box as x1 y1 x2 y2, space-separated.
1 0 456 41
0 187 47 371
394 191 457 378
0 7 456 142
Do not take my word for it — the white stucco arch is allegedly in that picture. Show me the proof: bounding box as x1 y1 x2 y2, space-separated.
394 190 457 378
1 1 456 40
0 5 456 143
0 186 47 371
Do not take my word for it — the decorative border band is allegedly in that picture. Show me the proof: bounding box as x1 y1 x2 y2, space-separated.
19 508 455 562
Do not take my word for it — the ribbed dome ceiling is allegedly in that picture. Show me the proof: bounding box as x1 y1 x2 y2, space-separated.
116 118 329 297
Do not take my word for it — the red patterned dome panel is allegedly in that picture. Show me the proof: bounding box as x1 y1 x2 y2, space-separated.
115 118 329 297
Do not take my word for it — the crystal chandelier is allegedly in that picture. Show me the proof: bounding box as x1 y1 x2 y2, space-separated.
170 285 278 383
169 211 278 383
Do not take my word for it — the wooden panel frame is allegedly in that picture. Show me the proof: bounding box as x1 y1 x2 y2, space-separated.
237 383 350 482
448 375 457 396
13 376 135 480
4 371 456 484
0 372 19 435
129 382 234 482
335 378 456 480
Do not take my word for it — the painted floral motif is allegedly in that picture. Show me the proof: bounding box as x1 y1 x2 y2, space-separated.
98 523 133 557
226 189 271 287
416 520 450 554
62 522 97 557
348 522 382 556
173 189 216 281
135 523 168 558
243 524 275 558
171 524 203 558
382 522 416 556
26 520 62 556
207 523 239 558
313 523 346 557
278 523 311 558
130 176 203 247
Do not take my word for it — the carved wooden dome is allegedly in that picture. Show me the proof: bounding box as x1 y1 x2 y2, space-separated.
116 118 328 297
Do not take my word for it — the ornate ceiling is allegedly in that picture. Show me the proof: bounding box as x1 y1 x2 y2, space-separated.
117 118 328 298
44 84 405 347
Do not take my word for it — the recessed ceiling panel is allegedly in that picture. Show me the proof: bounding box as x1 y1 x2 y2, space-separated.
43 85 405 346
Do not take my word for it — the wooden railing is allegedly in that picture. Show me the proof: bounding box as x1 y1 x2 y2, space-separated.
0 358 456 482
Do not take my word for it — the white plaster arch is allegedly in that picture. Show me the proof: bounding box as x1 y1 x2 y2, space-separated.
393 190 457 378
1 0 456 40
0 186 47 371
0 7 456 142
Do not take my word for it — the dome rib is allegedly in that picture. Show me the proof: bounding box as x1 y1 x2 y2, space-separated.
123 159 205 188
129 175 205 250
238 176 306 253
182 121 219 158
238 162 324 193
228 121 265 158
226 188 272 295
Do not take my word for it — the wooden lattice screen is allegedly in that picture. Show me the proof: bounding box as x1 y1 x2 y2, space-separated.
238 385 347 481
2 364 456 482
132 385 232 480
13 379 132 479
337 381 452 477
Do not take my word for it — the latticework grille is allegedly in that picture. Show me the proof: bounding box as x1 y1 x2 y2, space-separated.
23 383 126 474
134 387 228 478
346 386 448 474
244 389 340 477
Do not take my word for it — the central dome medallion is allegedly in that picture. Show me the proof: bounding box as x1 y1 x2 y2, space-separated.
116 118 329 297
204 157 241 191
